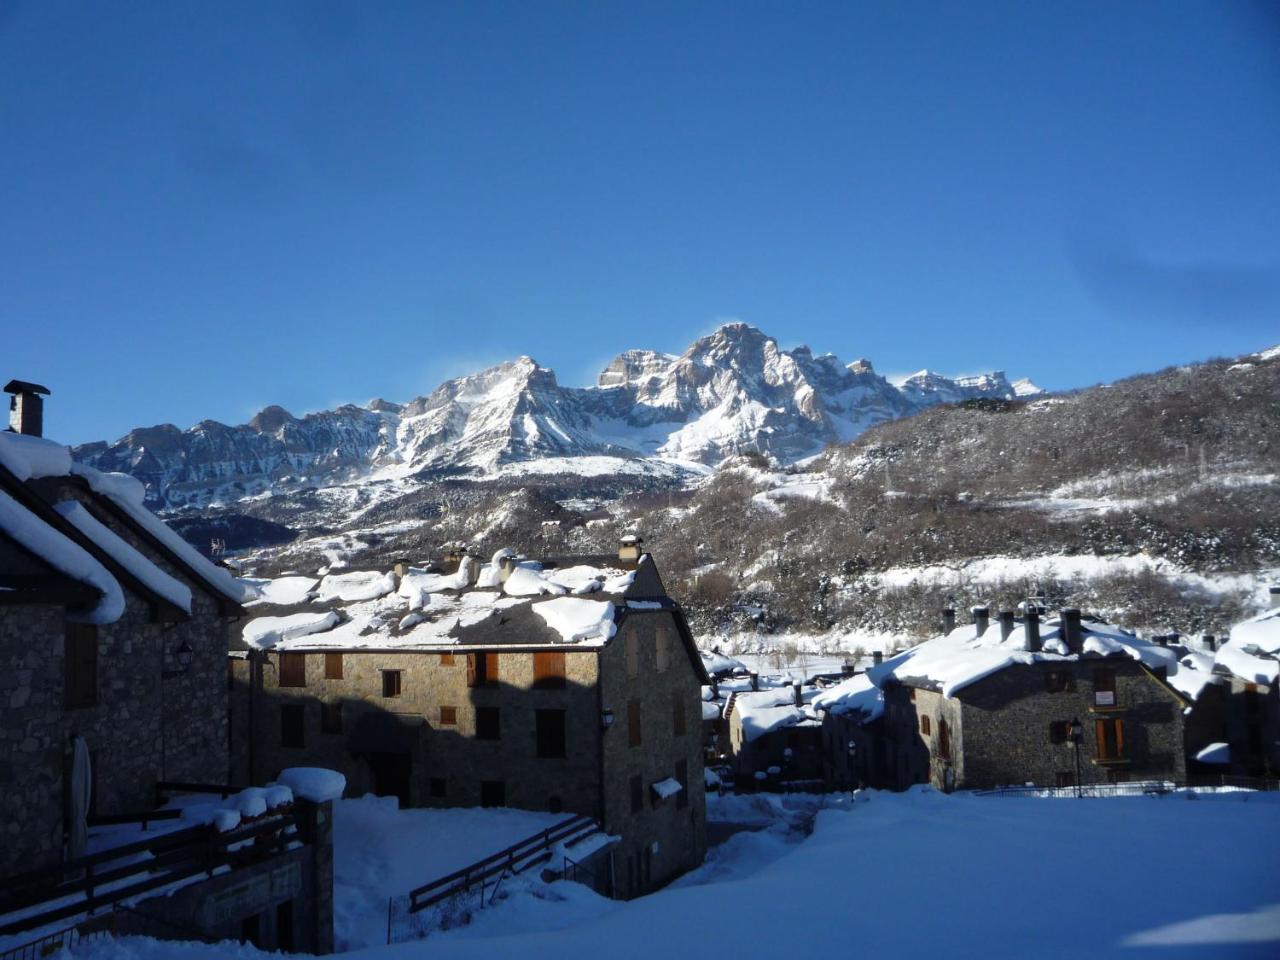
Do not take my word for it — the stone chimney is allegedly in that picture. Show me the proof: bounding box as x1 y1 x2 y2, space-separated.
392 558 413 579
618 534 643 564
498 554 518 583
1025 609 1041 653
1202 634 1217 653
5 380 50 438
442 545 465 574
872 651 883 667
1061 608 1083 653
459 554 480 586
793 683 803 708
972 606 990 637
1270 585 1280 609
998 610 1015 642
942 607 956 634
749 672 759 692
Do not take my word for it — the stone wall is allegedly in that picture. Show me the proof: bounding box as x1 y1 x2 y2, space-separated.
597 609 706 898
958 660 1186 789
239 646 603 816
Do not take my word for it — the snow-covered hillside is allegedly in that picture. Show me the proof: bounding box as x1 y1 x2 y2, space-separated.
74 323 1031 509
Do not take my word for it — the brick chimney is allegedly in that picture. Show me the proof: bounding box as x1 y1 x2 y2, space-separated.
1061 608 1083 653
5 380 50 437
1025 609 1041 653
942 607 956 634
998 610 1015 642
972 606 990 637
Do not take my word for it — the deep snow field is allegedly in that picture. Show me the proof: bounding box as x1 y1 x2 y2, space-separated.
47 787 1280 960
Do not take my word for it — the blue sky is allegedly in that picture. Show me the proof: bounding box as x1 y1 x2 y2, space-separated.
2 1 1278 445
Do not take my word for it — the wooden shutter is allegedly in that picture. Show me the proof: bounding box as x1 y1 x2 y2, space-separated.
626 634 639 678
656 629 671 672
279 652 306 688
467 654 478 687
628 699 642 747
439 652 454 666
484 652 500 685
938 719 951 760
534 652 566 689
64 623 98 708
324 653 343 680
440 705 457 725
673 694 686 736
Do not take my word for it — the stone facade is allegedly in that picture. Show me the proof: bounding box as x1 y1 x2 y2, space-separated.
0 478 233 880
873 659 1188 791
231 606 707 898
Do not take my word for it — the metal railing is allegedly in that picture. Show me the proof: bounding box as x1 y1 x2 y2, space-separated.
386 813 599 944
0 912 115 960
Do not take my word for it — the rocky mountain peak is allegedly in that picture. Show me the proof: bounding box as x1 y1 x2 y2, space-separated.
249 405 296 435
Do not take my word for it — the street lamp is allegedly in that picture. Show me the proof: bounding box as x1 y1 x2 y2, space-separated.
1069 717 1084 799
162 640 194 679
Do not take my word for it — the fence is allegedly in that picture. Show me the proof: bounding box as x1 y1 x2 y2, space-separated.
975 775 1280 799
0 807 298 941
0 913 115 960
386 814 600 944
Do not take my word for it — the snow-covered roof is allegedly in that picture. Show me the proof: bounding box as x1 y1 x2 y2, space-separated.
236 552 649 652
812 672 884 723
731 687 820 743
873 614 1194 699
0 431 250 611
1214 606 1280 685
0 488 124 623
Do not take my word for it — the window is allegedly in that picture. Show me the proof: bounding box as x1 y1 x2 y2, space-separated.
533 651 566 689
626 633 640 678
675 759 689 810
937 719 951 761
1093 669 1117 708
439 705 457 726
467 652 500 687
280 704 305 748
320 701 343 734
630 774 643 813
1055 771 1075 788
1044 670 1074 693
279 652 306 688
477 706 501 740
439 652 454 666
673 695 686 737
382 670 402 698
64 623 98 708
536 709 567 758
324 652 343 680
480 780 505 807
628 699 642 747
1095 717 1125 760
429 778 447 799
920 716 931 736
1049 721 1071 744
548 795 563 814
656 627 671 672
908 688 916 701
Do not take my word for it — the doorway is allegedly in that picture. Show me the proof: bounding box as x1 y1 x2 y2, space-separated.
367 751 412 806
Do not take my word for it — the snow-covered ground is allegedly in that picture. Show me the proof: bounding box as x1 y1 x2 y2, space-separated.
52 788 1280 959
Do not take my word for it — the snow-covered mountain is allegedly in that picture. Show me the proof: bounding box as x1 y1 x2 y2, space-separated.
73 323 1036 508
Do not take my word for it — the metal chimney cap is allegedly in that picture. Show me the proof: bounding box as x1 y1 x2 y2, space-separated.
4 380 50 396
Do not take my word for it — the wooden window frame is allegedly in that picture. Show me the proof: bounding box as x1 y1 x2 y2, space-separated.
439 705 457 726
279 652 307 688
1044 670 1074 693
439 652 455 666
467 652 500 687
920 715 931 736
626 634 640 679
655 627 671 672
1095 717 1126 761
381 669 402 698
937 718 952 761
1093 668 1118 708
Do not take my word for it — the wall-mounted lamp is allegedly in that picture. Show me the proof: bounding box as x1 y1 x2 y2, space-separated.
162 640 194 679
601 709 615 730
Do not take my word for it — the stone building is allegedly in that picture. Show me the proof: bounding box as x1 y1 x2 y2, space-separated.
723 684 824 789
1206 591 1280 778
230 545 708 898
0 426 247 879
818 608 1201 791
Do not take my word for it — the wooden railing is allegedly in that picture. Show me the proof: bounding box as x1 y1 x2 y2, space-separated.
0 807 297 939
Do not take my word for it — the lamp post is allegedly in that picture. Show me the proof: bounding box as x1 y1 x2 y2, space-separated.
1069 717 1084 799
